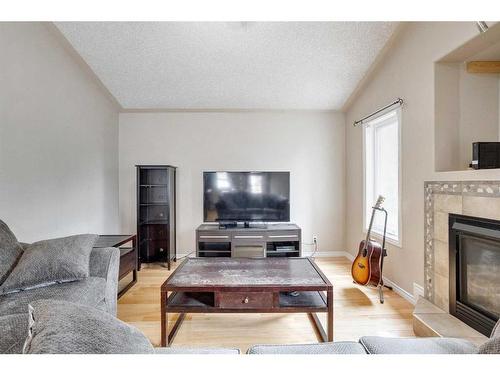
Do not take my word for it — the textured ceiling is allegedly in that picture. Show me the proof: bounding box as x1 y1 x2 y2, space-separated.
55 22 398 110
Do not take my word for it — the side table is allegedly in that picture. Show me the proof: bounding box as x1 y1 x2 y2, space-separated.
94 234 138 299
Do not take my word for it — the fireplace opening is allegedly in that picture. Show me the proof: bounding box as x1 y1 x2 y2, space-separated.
449 214 500 337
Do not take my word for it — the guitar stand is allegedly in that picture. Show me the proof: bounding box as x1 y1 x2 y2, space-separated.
375 207 390 304
352 278 392 304
377 280 393 304
352 204 391 304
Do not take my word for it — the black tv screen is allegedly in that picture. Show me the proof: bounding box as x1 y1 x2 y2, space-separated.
203 171 290 222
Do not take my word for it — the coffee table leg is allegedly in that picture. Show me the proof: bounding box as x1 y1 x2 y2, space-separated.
327 289 334 341
167 313 186 346
309 313 328 342
161 290 167 347
309 289 334 342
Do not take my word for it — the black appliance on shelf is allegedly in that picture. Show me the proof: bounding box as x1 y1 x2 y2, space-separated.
471 142 500 169
136 165 176 270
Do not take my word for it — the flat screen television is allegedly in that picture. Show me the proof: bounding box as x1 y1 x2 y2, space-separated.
203 171 290 223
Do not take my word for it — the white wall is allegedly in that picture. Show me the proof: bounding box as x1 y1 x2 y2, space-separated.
0 22 120 242
119 111 345 255
345 22 500 295
458 63 499 169
435 62 500 171
434 63 460 171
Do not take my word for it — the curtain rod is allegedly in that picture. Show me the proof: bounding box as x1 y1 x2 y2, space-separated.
353 98 404 127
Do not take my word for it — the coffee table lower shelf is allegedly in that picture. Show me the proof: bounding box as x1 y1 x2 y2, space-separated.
160 290 333 346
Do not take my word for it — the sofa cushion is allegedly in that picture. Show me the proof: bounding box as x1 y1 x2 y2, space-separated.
247 341 367 354
479 337 500 354
0 313 28 354
478 319 500 354
359 336 478 354
0 220 23 285
23 299 154 354
0 277 107 316
154 347 241 354
0 234 98 294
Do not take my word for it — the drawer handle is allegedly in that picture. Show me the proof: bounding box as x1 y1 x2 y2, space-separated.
199 235 229 239
243 297 249 304
268 235 298 238
234 235 263 239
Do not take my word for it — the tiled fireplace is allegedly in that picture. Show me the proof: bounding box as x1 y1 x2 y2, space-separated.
424 181 500 336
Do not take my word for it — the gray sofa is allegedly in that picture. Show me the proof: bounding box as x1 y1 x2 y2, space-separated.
247 336 480 354
247 319 500 354
0 246 120 354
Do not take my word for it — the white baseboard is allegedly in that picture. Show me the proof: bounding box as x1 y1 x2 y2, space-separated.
345 251 417 305
343 252 355 262
175 252 196 259
382 276 416 305
177 251 356 258
303 250 354 258
413 283 424 300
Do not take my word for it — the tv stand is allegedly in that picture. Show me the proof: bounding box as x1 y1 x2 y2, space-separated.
196 223 301 258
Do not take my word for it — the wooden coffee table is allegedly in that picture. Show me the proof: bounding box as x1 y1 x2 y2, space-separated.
160 257 333 346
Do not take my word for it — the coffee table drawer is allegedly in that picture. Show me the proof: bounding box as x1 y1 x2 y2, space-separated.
218 292 274 309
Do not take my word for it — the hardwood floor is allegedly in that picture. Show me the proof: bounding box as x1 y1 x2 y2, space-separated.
118 257 415 353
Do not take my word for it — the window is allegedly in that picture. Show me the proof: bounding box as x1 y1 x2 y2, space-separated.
363 108 401 245
249 175 263 194
216 172 230 190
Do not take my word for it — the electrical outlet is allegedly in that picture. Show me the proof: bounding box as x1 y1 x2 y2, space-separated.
313 235 318 244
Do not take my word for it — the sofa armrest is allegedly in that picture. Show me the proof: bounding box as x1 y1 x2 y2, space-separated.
89 247 120 316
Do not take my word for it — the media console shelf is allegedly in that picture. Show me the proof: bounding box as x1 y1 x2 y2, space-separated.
196 223 301 258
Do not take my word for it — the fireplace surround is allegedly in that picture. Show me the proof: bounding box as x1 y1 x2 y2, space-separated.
449 214 500 336
424 181 500 337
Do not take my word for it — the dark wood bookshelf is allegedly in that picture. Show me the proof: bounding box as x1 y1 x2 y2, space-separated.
136 165 177 269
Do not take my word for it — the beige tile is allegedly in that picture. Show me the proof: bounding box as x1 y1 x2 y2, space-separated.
433 194 462 214
413 297 488 343
413 313 488 342
433 211 449 243
463 196 500 221
413 315 440 337
434 239 449 278
413 297 445 315
433 272 449 312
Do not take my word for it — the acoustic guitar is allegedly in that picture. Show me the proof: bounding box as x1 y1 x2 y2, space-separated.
351 195 385 287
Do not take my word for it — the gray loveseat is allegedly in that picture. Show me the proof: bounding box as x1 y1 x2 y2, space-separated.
0 246 120 354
